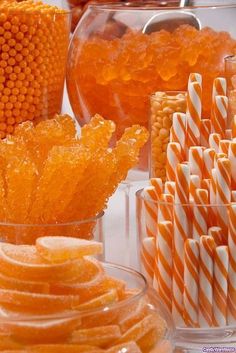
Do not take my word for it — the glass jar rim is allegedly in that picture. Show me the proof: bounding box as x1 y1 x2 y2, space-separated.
0 262 148 322
151 91 187 100
0 211 104 228
87 2 236 11
136 188 236 208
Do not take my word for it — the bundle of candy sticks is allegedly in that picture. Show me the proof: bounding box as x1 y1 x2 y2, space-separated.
141 73 236 328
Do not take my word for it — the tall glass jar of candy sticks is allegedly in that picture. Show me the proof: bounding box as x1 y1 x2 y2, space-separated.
137 72 236 351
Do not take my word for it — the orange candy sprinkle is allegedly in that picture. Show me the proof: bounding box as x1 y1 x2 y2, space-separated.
0 0 70 137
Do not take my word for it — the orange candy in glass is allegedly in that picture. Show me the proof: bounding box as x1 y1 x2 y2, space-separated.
0 236 172 352
0 0 70 138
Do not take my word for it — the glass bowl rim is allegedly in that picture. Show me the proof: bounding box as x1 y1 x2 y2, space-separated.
0 262 149 322
86 1 236 11
0 211 104 228
136 188 236 208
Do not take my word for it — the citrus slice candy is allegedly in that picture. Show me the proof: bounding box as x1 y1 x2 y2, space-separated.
0 290 81 315
115 314 163 344
119 298 148 333
0 272 49 294
1 317 80 344
106 341 142 353
137 328 161 352
0 244 87 282
70 325 121 347
36 236 103 263
76 289 118 310
22 344 104 353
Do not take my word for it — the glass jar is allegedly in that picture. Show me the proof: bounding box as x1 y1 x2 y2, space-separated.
150 91 186 181
136 189 236 350
0 262 174 352
0 2 71 138
67 1 236 169
0 212 104 246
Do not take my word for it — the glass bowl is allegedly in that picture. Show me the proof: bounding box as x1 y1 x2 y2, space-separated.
0 2 71 137
0 262 174 352
0 212 104 245
136 189 236 350
67 1 236 169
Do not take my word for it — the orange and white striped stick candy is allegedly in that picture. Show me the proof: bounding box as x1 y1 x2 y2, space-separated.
199 236 216 327
142 186 158 238
226 129 232 140
200 119 211 148
171 112 186 159
164 181 175 197
228 142 236 189
189 146 204 179
219 139 231 156
186 80 202 148
201 179 211 194
150 178 163 198
192 188 208 242
214 152 227 169
210 168 217 227
189 175 200 203
188 72 202 85
158 193 174 222
211 77 227 124
166 142 182 182
211 95 228 138
212 245 229 327
228 203 236 324
216 157 231 243
172 163 190 326
203 148 215 179
232 191 236 202
209 133 221 153
140 237 155 283
208 226 224 246
183 239 199 327
232 115 236 138
157 221 173 313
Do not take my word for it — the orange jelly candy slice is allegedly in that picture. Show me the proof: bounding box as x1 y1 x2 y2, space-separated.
106 341 142 353
0 244 86 282
0 272 49 294
36 236 103 263
76 289 118 310
70 325 121 347
0 289 81 315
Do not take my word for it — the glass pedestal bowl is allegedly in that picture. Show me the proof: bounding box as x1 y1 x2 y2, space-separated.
67 1 236 169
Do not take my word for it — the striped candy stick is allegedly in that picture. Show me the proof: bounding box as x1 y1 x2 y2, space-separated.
157 221 173 313
200 119 211 148
142 186 158 238
211 95 228 138
228 142 236 189
219 139 231 156
228 203 236 324
232 115 236 138
166 142 182 182
183 239 200 327
232 191 236 202
192 188 209 242
210 168 217 227
201 179 211 195
140 237 156 283
171 112 186 159
214 153 227 169
208 226 224 246
172 163 190 326
210 77 227 124
150 178 163 197
199 236 216 327
188 72 202 85
225 129 232 140
209 133 221 152
186 80 202 148
164 181 175 197
189 146 204 179
158 193 174 223
189 175 200 203
216 157 231 243
203 148 215 179
212 245 229 327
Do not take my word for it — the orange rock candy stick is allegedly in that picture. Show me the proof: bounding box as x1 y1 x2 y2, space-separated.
200 119 211 148
170 112 186 160
212 95 228 138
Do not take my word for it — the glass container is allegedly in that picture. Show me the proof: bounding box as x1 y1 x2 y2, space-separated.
0 212 104 246
225 55 236 127
0 262 174 352
67 1 236 170
136 189 236 351
150 91 186 180
0 2 71 138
